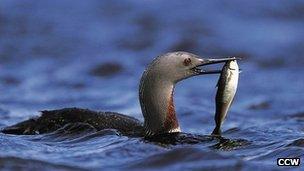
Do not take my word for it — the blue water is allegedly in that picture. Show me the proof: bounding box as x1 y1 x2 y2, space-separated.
0 0 304 170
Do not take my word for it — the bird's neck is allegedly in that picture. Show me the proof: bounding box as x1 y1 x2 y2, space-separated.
139 75 180 136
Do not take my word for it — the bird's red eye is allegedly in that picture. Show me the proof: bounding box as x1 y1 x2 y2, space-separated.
183 58 191 66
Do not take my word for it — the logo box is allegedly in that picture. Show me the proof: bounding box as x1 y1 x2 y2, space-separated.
277 158 300 166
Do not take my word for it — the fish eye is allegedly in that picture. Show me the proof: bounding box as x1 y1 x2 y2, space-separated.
183 58 191 66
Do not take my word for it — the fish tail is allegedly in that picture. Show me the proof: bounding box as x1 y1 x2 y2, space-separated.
211 126 221 136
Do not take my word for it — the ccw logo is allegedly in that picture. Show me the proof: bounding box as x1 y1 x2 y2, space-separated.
277 158 300 166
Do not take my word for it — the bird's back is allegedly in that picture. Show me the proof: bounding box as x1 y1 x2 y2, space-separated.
1 108 144 136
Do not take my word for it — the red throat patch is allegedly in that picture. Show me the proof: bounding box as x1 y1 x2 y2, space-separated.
164 92 179 131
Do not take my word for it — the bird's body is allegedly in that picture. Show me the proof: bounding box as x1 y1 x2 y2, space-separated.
1 52 239 142
1 108 144 136
212 60 239 135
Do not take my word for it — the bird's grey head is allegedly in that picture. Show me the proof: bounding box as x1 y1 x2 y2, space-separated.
139 51 238 136
144 52 205 83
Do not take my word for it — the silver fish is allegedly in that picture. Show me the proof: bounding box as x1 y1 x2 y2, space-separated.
212 60 239 135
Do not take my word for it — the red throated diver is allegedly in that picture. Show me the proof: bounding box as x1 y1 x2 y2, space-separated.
1 52 238 138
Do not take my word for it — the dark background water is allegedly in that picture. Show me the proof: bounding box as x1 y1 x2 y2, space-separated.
0 0 304 170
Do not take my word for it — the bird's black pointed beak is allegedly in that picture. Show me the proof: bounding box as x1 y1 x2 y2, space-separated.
193 57 241 75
